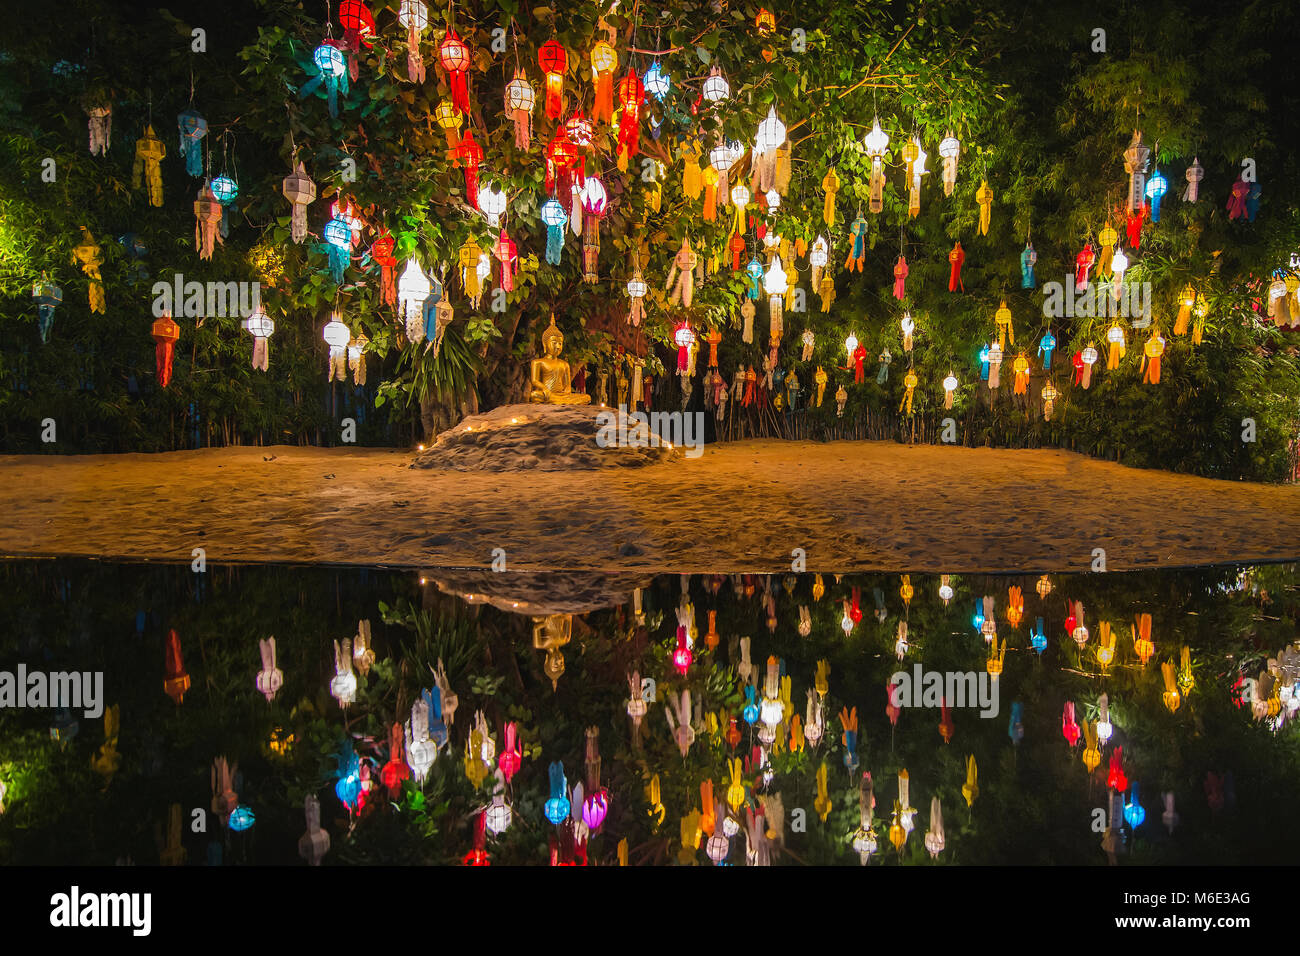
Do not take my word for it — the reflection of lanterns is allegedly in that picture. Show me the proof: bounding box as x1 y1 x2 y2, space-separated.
938 574 954 603
1082 720 1101 772
544 762 570 824
1161 660 1181 712
1133 613 1154 666
298 795 330 865
228 805 255 832
1177 645 1195 696
1096 621 1116 668
1124 782 1145 828
1096 693 1113 744
924 797 944 857
163 629 190 704
329 638 357 707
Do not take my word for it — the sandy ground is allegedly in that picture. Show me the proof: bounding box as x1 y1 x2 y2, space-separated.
0 441 1298 572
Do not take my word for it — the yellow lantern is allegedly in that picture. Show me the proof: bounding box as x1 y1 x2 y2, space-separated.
1177 645 1195 696
900 574 914 606
1036 574 1052 599
813 761 832 821
994 300 1014 348
962 755 979 807
1096 621 1116 669
647 773 665 827
986 637 1005 678
1161 661 1182 713
1106 322 1126 369
434 98 462 149
1082 720 1100 772
726 757 746 810
889 799 907 851
1133 613 1154 666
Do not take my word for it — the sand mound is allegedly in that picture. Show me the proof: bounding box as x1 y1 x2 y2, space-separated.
427 570 654 615
411 403 682 471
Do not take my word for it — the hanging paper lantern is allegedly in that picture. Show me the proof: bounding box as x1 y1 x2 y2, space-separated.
863 119 890 214
626 271 647 326
540 198 567 265
438 29 471 114
477 181 508 228
398 1 428 83
454 130 483 208
948 241 964 291
1105 322 1126 370
132 125 166 207
643 61 670 102
1041 381 1058 420
1145 167 1168 222
674 322 696 372
1123 130 1150 214
703 65 730 103
1021 242 1037 289
1075 241 1096 290
338 0 376 81
32 279 61 343
538 40 568 120
177 110 207 178
616 69 644 170
306 41 349 118
907 140 927 216
281 161 316 244
764 255 787 331
976 180 993 235
1012 354 1030 395
243 308 274 372
1037 330 1056 369
151 313 181 388
544 127 581 198
938 132 960 196
1096 692 1114 744
1226 175 1250 220
1078 344 1098 388
194 183 222 260
1183 156 1204 202
323 215 352 284
1141 329 1165 384
398 259 431 342
893 256 909 299
1097 222 1118 275
85 100 111 155
503 70 535 150
1110 247 1129 300
323 314 351 382
589 41 618 123
210 174 238 239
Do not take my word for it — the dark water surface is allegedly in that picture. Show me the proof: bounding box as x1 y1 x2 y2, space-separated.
1 559 1297 866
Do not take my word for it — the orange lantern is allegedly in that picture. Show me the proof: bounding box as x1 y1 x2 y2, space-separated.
590 41 617 123
1161 661 1182 713
454 130 483 208
1133 613 1154 666
164 629 190 704
152 313 181 387
616 69 644 170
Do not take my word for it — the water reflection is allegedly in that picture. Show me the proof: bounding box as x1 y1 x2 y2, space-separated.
0 560 1297 866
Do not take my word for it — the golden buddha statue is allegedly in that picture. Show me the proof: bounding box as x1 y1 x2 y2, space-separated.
529 314 590 404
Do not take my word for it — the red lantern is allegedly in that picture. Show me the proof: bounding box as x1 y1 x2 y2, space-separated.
565 108 594 148
674 322 695 371
672 625 693 675
152 314 181 388
545 127 581 198
370 231 397 306
381 723 410 795
1107 747 1127 791
164 628 190 704
439 29 472 115
538 40 567 120
338 0 375 81
454 130 483 208
493 229 518 292
462 812 490 866
616 69 644 170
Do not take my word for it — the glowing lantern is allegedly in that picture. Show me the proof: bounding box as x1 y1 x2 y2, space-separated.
297 795 330 865
398 1 428 83
863 119 890 213
764 255 788 330
643 62 670 102
538 40 567 119
193 183 222 261
1123 129 1150 213
1062 701 1081 747
1105 322 1125 370
1031 617 1047 654
308 41 349 118
1082 720 1101 773
485 772 513 836
540 198 567 265
478 182 507 228
976 180 993 234
1177 645 1195 696
329 637 357 706
322 215 351 285
438 29 471 114
1096 693 1113 744
1078 344 1098 388
672 624 693 674
1041 381 1059 420
405 696 436 784
1107 747 1128 792
1161 661 1181 713
626 271 647 326
1096 622 1116 668
1022 242 1037 289
1110 247 1129 301
1141 329 1165 385
242 307 274 372
1133 613 1154 666
502 70 535 150
1071 601 1089 646
703 66 729 103
544 762 570 824
1145 166 1168 222
1124 783 1145 828
752 106 786 194
281 161 316 244
254 637 282 702
397 259 431 342
938 132 960 196
152 313 181 388
381 723 410 794
616 69 644 170
962 756 978 807
454 130 483 209
590 41 618 122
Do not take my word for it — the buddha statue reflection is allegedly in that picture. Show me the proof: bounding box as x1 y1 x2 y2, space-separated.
528 314 590 404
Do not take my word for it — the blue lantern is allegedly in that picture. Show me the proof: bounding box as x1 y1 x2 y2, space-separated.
334 742 361 811
300 41 350 118
1008 701 1024 745
1030 617 1047 655
228 805 255 832
643 62 670 101
843 728 859 772
1246 181 1261 222
979 344 991 380
1020 242 1037 289
1037 331 1056 370
211 174 238 240
1145 168 1168 222
1124 782 1145 828
742 686 759 725
973 603 985 635
544 761 570 824
421 273 444 341
426 687 448 748
32 280 62 343
177 110 207 177
540 198 567 265
323 215 352 284
745 257 764 300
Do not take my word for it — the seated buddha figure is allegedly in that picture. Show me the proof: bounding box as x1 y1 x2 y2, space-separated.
528 314 590 404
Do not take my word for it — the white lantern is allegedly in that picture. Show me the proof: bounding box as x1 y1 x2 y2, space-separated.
863 119 890 213
755 106 786 153
329 638 357 707
398 259 431 339
938 132 960 196
706 831 729 863
709 143 737 174
1097 693 1113 744
477 182 508 228
243 308 274 372
810 235 829 268
845 332 859 360
721 815 740 837
702 66 730 103
730 184 750 208
763 255 788 296
323 316 351 382
765 188 780 211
